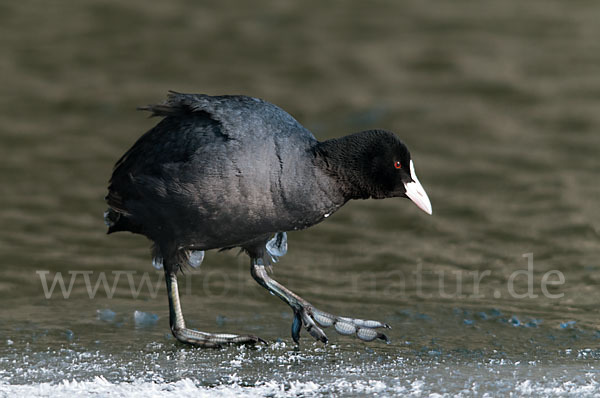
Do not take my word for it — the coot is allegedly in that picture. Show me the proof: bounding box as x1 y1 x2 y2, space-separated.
105 92 432 347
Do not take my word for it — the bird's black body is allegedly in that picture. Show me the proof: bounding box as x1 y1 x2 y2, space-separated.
108 93 412 264
105 92 431 347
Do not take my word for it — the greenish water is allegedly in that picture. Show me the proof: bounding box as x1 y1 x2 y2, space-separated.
1 1 600 396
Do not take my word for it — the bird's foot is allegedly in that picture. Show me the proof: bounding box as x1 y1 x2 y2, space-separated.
172 326 266 348
291 304 391 344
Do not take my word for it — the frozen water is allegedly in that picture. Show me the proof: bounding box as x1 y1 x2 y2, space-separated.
133 311 159 327
96 309 116 322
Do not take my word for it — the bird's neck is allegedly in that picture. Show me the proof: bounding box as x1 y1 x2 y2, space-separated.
313 133 376 201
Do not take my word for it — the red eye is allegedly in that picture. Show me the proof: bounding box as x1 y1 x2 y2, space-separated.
394 161 402 169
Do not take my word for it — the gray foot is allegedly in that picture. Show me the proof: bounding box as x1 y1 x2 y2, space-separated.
251 260 390 345
172 327 265 348
166 270 266 348
292 304 391 344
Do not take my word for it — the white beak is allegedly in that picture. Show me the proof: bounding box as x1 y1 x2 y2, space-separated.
403 160 432 215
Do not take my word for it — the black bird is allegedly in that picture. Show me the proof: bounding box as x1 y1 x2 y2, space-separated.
105 92 432 347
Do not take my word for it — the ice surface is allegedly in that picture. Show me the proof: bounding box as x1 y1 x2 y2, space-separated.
133 311 159 327
96 309 116 322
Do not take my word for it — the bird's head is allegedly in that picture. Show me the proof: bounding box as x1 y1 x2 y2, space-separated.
316 130 432 215
365 131 432 214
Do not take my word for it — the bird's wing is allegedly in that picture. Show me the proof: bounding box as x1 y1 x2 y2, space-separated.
107 93 317 215
106 113 222 214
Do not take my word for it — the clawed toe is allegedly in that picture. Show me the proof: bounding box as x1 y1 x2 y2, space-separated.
240 334 268 346
173 327 267 348
300 309 328 344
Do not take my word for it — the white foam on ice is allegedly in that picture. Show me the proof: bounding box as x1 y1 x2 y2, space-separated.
2 375 600 397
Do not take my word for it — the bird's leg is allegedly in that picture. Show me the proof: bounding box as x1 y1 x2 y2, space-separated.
250 259 390 344
165 270 265 347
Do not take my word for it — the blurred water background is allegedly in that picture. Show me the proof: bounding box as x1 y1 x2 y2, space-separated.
1 0 600 396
